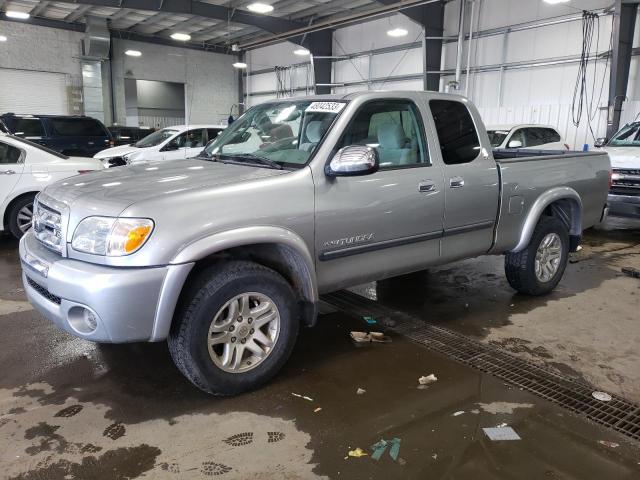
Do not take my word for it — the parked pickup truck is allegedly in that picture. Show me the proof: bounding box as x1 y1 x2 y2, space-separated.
20 92 610 395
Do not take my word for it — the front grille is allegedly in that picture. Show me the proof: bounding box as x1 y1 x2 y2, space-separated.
26 276 61 305
611 169 640 196
322 290 640 442
32 199 63 253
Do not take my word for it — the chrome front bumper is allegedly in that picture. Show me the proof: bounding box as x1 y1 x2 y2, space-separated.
607 193 640 219
20 231 193 343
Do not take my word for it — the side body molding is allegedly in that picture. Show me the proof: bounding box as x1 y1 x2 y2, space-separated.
511 186 582 252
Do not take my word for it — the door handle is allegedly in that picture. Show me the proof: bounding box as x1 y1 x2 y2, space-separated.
419 180 436 192
450 176 465 188
1 170 16 175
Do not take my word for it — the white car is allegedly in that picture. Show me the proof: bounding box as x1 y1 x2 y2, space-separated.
0 135 104 239
487 124 569 150
595 122 640 219
94 124 226 167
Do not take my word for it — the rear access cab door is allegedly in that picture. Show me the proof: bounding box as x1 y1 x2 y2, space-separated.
424 98 500 262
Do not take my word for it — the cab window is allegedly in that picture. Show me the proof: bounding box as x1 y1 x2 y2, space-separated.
337 100 428 168
429 100 480 165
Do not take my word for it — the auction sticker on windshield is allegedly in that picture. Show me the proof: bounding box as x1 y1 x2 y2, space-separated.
306 102 346 113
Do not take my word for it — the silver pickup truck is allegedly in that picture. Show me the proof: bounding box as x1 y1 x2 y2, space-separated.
20 92 610 395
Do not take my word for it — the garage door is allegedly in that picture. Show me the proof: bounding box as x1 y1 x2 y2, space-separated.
0 69 69 115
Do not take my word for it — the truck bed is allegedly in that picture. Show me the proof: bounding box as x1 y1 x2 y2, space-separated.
490 149 610 253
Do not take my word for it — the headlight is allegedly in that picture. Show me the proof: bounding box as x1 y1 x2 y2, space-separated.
71 217 154 256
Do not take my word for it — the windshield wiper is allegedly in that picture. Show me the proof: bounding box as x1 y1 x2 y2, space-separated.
218 153 283 170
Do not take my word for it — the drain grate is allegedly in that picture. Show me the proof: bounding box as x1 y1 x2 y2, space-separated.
322 290 640 442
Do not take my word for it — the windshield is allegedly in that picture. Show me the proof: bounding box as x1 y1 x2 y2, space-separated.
609 123 640 147
202 100 346 169
487 130 510 147
10 136 68 159
134 128 179 148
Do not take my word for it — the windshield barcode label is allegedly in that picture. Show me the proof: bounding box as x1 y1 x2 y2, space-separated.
306 102 346 113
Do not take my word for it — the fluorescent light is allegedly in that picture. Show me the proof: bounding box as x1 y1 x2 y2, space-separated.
293 48 310 56
125 49 142 57
387 28 408 37
0 35 7 42
5 10 30 19
170 32 191 41
247 3 274 14
543 0 570 3
233 62 248 69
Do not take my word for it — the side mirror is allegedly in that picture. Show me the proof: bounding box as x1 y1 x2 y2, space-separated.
325 145 379 177
507 140 523 148
594 137 607 148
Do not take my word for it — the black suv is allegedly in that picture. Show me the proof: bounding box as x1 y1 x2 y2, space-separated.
0 114 112 157
108 125 154 146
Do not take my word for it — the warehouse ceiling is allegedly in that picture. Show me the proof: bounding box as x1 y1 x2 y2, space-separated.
0 0 395 52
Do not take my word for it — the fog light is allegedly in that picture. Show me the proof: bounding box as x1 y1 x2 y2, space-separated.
67 306 99 334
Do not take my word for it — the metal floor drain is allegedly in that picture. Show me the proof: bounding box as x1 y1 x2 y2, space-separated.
322 290 640 442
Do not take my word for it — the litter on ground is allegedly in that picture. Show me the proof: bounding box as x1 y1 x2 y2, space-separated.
452 411 465 416
347 448 368 458
363 316 377 325
592 391 612 402
622 267 640 279
350 331 392 343
598 440 620 448
418 374 438 386
291 393 314 402
356 388 366 395
371 438 401 461
483 426 521 441
314 407 322 413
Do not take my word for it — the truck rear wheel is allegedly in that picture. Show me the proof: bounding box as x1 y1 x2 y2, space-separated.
505 216 569 296
168 260 299 395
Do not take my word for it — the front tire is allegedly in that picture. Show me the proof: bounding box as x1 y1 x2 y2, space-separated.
8 194 36 239
168 261 299 395
505 216 569 296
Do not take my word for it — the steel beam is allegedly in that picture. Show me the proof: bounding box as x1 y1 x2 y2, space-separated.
302 30 333 94
606 0 638 138
39 0 306 35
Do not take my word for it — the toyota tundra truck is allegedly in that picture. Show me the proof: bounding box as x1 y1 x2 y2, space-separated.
19 92 611 395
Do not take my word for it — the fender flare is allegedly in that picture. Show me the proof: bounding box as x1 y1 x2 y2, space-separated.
511 187 582 252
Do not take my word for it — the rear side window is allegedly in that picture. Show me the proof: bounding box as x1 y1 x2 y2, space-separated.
429 100 480 165
0 142 23 164
50 118 106 136
524 128 547 147
12 118 45 137
207 128 223 141
543 128 561 143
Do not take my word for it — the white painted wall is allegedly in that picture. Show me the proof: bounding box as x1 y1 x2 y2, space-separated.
111 38 238 126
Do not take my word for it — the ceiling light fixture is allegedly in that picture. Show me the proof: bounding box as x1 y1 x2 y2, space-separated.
543 0 570 4
5 10 30 19
247 3 274 14
387 27 408 37
170 32 191 41
233 62 248 69
293 48 310 56
0 35 7 42
125 49 142 57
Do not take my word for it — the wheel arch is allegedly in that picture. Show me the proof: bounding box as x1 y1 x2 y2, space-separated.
511 187 582 252
151 227 318 341
3 190 39 231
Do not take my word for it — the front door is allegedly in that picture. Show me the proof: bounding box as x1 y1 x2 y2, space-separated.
162 128 206 160
315 99 445 292
427 99 500 262
0 140 26 207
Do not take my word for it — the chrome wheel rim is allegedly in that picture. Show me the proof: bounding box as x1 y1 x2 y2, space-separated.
17 203 34 233
207 292 280 373
535 233 562 282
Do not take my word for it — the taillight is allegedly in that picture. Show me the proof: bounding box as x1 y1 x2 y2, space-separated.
109 140 115 147
77 170 95 174
608 169 613 189
564 143 570 150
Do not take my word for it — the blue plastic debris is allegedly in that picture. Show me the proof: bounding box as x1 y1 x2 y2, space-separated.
363 316 377 325
371 438 401 461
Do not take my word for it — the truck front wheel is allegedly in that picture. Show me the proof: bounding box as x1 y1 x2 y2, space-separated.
505 216 569 296
168 260 299 395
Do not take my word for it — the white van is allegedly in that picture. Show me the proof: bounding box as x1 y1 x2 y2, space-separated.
94 124 226 167
487 124 568 150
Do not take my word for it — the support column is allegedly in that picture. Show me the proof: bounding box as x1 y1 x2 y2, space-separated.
606 0 638 138
237 51 246 115
301 30 333 94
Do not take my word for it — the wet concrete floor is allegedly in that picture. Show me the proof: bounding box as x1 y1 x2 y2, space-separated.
1 220 640 479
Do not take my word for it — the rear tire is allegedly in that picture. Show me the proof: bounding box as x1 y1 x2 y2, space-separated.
8 194 36 239
505 216 569 296
168 261 299 395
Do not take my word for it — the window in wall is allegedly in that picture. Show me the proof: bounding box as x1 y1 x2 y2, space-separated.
338 100 427 168
429 100 480 165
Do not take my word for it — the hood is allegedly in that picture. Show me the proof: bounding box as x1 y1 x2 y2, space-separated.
94 144 140 159
43 158 288 218
600 146 640 169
